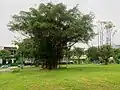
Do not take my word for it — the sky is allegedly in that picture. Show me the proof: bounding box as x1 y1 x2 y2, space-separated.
0 0 120 48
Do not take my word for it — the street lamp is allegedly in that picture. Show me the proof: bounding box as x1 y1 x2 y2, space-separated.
16 45 24 69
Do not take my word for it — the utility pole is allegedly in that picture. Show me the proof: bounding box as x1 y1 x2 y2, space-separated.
112 30 118 46
97 21 105 48
97 21 100 48
97 21 115 46
104 21 115 46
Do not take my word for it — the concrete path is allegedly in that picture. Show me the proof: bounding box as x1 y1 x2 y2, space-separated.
0 68 11 72
0 67 17 72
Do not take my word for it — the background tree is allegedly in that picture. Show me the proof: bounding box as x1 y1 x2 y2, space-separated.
14 38 35 59
99 45 114 65
14 38 40 67
72 47 84 64
8 3 95 69
0 50 11 64
103 21 115 46
113 48 120 64
86 46 99 63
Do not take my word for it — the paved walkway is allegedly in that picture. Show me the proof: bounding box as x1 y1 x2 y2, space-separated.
0 68 11 72
0 67 17 72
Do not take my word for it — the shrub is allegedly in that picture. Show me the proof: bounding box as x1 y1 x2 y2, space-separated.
10 63 18 66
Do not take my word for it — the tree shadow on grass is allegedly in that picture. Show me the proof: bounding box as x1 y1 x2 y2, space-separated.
55 65 116 73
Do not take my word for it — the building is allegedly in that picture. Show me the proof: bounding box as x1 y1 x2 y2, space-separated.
70 55 87 64
0 46 17 65
112 45 120 49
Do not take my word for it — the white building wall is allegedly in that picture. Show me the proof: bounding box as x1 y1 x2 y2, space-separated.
0 59 2 64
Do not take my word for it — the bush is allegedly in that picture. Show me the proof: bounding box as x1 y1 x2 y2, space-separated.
10 63 18 66
0 64 2 67
12 68 20 73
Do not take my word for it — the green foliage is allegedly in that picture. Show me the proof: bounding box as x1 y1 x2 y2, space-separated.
14 38 35 58
10 63 18 66
71 47 84 64
72 47 84 56
8 3 95 69
87 45 115 64
0 50 11 60
86 46 99 62
113 48 120 64
99 45 114 65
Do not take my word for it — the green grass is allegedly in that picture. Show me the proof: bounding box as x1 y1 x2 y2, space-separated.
0 64 120 90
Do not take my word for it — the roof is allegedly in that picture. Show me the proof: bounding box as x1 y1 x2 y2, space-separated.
0 46 17 50
70 55 87 59
4 47 17 50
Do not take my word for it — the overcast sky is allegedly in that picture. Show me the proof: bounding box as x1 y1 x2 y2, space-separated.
0 0 120 48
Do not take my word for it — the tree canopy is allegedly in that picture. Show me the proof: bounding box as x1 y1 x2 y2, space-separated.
71 47 84 63
99 45 114 65
8 3 95 69
14 38 35 58
0 50 11 60
86 46 99 63
87 45 115 64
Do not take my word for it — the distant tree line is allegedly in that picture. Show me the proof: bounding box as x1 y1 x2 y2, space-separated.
86 45 120 65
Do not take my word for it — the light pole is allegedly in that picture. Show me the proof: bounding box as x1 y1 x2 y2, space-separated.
19 51 24 69
112 30 118 47
16 45 24 69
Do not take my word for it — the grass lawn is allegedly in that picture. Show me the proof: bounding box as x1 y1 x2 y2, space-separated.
0 64 120 90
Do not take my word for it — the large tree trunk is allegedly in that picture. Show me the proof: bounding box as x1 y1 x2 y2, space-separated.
40 40 64 70
34 59 40 67
78 59 81 64
52 60 58 69
42 59 59 69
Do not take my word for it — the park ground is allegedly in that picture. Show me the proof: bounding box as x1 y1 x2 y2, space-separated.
0 64 120 90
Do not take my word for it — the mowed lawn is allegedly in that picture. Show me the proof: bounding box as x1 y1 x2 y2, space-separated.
0 64 120 90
